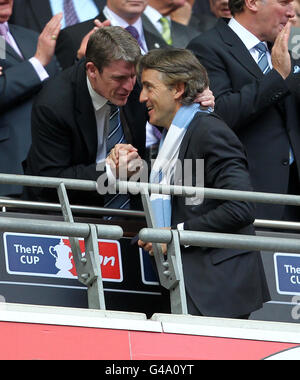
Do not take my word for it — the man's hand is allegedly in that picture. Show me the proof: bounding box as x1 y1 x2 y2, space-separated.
272 21 292 79
106 143 143 179
138 227 171 256
77 19 111 59
34 13 63 67
194 87 215 109
0 66 2 76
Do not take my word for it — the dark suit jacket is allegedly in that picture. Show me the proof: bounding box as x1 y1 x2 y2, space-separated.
141 13 200 48
10 0 106 33
55 12 169 70
188 18 300 220
23 59 147 207
171 112 270 317
0 24 59 196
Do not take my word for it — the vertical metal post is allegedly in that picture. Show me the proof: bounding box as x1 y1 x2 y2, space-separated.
140 186 187 314
57 183 105 309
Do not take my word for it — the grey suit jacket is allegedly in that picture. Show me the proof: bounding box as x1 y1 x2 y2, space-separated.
0 24 59 196
141 13 200 48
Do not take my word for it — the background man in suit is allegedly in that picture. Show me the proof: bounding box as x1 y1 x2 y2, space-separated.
143 0 200 47
136 48 270 318
23 26 146 209
0 0 61 197
188 0 300 222
55 0 169 70
10 0 106 32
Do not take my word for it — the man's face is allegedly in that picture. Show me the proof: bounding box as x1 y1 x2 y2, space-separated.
107 0 148 21
88 60 137 106
0 0 13 23
148 0 186 14
256 0 295 42
209 0 231 18
140 69 179 128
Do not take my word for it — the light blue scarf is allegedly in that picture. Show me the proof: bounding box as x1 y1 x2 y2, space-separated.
149 104 212 228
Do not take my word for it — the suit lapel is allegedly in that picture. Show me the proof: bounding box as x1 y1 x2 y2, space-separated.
73 61 98 161
8 24 36 61
29 0 53 32
216 19 263 79
141 14 168 50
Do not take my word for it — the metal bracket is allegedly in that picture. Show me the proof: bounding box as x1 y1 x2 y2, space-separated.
140 188 187 314
57 183 105 309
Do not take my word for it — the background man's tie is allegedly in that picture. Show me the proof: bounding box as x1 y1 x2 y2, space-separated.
63 0 79 27
159 17 172 45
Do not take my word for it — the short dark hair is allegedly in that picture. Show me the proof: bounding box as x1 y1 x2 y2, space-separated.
137 48 209 105
228 0 245 15
86 26 141 72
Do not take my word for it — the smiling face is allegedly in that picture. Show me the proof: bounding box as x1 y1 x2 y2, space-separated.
0 0 13 23
139 69 183 129
87 59 137 106
209 0 232 18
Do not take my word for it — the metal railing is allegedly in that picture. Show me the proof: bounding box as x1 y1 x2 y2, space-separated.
0 174 300 314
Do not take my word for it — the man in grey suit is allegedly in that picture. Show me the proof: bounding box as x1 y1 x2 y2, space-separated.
0 0 61 196
143 0 200 47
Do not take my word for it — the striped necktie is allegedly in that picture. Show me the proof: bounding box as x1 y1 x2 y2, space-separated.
126 25 146 52
255 42 294 165
63 0 79 27
255 42 271 75
159 17 172 45
104 103 130 212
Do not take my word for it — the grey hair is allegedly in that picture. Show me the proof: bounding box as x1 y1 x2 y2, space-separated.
137 48 209 105
86 26 141 72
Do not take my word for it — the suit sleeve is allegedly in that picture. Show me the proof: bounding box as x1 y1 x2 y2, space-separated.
182 119 255 233
30 103 102 181
188 39 291 131
0 60 44 110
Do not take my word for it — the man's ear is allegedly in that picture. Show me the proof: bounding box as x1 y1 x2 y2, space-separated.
244 0 260 13
173 82 185 100
86 61 98 80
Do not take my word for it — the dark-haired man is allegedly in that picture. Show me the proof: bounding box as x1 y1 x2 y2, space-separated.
136 48 270 318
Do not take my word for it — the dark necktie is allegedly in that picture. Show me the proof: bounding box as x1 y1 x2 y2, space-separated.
104 103 130 211
63 0 80 27
126 25 145 51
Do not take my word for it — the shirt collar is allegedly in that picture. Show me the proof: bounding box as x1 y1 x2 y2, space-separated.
228 17 266 51
0 22 9 34
103 5 144 37
144 5 171 23
86 76 108 112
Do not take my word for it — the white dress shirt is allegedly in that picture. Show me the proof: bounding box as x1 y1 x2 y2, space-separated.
228 17 272 68
86 76 110 164
49 0 99 29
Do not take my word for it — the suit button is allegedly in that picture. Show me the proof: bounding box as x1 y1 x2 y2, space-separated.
282 159 289 166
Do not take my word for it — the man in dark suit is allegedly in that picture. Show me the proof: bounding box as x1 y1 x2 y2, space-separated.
143 0 200 48
188 0 300 222
10 0 106 33
0 0 61 196
55 0 168 70
136 48 270 318
23 26 146 209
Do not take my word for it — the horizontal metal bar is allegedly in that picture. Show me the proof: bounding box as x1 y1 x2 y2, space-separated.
0 174 96 191
117 181 300 206
0 198 145 218
139 228 300 254
0 216 123 240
